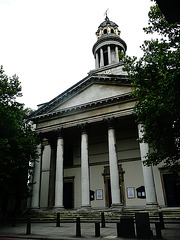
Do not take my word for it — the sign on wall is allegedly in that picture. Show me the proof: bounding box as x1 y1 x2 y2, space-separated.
127 187 135 199
96 189 103 200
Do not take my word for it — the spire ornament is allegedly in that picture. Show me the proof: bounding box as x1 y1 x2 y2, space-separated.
104 9 110 21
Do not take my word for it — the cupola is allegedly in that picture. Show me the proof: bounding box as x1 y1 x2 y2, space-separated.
92 15 127 69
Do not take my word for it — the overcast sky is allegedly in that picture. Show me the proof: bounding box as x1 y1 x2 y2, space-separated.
0 0 154 110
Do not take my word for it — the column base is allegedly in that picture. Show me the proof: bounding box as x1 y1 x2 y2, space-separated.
111 203 124 210
79 205 92 211
27 207 41 213
145 202 160 210
29 207 40 211
53 206 65 212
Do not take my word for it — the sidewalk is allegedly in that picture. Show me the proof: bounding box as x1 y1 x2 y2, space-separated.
0 222 180 239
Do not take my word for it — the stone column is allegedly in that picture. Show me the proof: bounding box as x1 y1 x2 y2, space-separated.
48 139 57 208
138 123 158 208
108 46 111 64
31 144 41 210
95 52 99 69
115 46 119 62
54 129 64 210
100 48 104 67
107 119 122 209
80 124 91 209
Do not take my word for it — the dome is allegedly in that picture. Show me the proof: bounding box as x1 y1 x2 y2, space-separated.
98 16 118 29
96 16 121 39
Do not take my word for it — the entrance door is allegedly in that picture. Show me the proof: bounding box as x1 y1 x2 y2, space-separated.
63 182 74 209
163 174 180 207
103 165 125 207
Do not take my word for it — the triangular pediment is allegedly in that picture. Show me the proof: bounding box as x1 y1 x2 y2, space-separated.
53 83 132 112
31 74 131 119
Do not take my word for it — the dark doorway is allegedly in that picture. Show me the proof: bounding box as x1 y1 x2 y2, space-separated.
163 174 180 207
63 182 74 209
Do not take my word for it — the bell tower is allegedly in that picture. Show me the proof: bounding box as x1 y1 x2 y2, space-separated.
91 14 127 75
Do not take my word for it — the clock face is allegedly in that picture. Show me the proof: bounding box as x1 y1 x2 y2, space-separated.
104 70 111 75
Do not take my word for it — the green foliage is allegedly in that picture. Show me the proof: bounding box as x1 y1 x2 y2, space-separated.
123 2 180 169
118 50 124 60
0 65 39 200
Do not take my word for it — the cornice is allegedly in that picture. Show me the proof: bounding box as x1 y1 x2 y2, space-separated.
92 34 127 55
35 107 135 134
88 62 127 75
31 92 133 122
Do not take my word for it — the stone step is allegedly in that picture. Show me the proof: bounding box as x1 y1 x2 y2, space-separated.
21 209 180 223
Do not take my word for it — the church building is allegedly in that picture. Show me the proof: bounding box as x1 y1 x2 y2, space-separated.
29 15 178 211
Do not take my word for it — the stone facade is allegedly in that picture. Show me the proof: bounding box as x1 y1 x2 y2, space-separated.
29 16 178 211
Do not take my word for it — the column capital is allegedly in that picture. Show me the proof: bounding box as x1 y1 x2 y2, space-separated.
54 127 64 138
138 122 147 142
37 132 48 141
78 123 88 134
104 117 116 129
39 131 56 148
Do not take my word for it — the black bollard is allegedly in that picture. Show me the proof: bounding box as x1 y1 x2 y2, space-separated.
135 212 151 239
116 222 121 237
159 212 165 229
56 212 60 227
95 222 100 237
101 212 105 228
119 216 136 238
11 216 16 227
155 222 162 239
76 217 81 237
26 217 31 235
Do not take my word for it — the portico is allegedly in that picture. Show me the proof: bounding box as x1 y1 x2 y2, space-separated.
29 15 166 211
31 117 129 209
30 112 160 210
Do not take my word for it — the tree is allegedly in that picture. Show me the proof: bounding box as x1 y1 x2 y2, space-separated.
123 1 180 172
0 66 39 216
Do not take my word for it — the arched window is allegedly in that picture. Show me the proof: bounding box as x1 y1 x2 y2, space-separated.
104 29 107 34
111 29 114 33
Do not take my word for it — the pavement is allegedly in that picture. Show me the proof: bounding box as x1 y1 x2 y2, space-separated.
0 221 180 240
